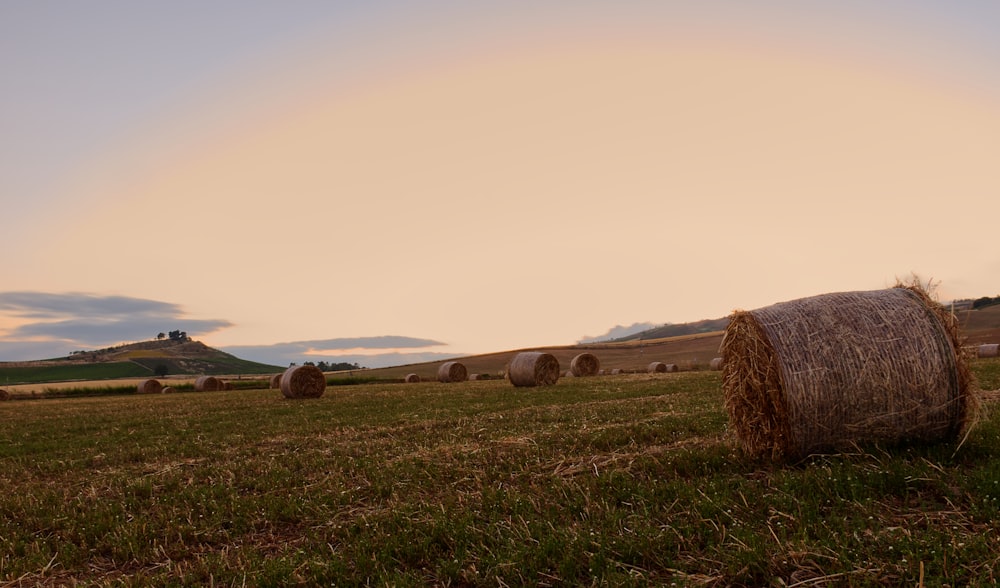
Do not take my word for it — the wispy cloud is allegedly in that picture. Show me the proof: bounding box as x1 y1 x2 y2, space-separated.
0 291 232 360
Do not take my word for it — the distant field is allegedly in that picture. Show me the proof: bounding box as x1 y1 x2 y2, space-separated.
2 360 999 585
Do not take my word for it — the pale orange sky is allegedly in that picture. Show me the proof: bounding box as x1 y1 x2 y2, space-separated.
3 2 999 366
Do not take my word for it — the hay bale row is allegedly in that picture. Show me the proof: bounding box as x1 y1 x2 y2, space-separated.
721 286 972 461
195 376 223 392
570 353 600 377
438 361 467 383
647 361 678 373
509 352 560 387
137 379 163 394
978 344 999 358
280 364 326 399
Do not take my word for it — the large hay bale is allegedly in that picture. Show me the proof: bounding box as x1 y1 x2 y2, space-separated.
570 353 600 377
269 373 283 389
194 376 223 392
508 352 560 387
721 286 972 461
280 364 326 399
404 373 421 383
710 357 724 371
137 379 163 394
978 344 999 358
437 361 467 383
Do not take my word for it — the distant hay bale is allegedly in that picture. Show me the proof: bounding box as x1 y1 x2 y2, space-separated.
222 381 234 391
0 389 9 401
195 376 223 392
508 352 560 387
710 357 724 371
978 344 999 358
570 353 600 377
647 362 667 373
137 379 163 394
405 373 421 383
161 387 175 394
721 286 972 461
437 361 467 383
469 373 481 381
563 370 574 378
269 373 282 389
611 368 624 375
280 364 326 399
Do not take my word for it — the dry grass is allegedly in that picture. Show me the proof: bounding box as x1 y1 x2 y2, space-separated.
136 379 162 395
721 286 972 461
508 352 561 387
569 353 600 377
279 365 326 399
437 361 467 383
194 376 223 392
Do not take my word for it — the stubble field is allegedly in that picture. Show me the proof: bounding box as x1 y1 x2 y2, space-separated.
2 360 1000 586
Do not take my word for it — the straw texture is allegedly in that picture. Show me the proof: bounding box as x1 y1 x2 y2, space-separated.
280 365 326 399
509 352 561 387
647 362 667 373
137 379 163 395
721 286 972 460
438 361 467 383
570 353 600 377
195 376 223 392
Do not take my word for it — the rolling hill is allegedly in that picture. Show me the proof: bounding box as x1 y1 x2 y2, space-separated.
0 339 282 385
3 304 999 387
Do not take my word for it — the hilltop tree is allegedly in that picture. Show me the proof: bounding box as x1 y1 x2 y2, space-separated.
157 332 166 340
168 330 189 342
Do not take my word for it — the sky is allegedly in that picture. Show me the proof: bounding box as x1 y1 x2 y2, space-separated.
2 1 999 368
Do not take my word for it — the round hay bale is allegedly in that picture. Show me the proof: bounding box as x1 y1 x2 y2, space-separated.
647 361 667 373
611 368 624 375
269 373 283 389
161 387 175 394
137 379 163 394
570 353 600 377
194 376 223 392
404 373 421 383
710 357 724 371
721 286 972 461
280 364 326 399
438 361 467 383
563 370 574 378
0 389 9 401
469 373 481 381
508 352 560 387
978 344 999 358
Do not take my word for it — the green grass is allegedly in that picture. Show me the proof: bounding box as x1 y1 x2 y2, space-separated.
0 362 152 385
2 363 1000 585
